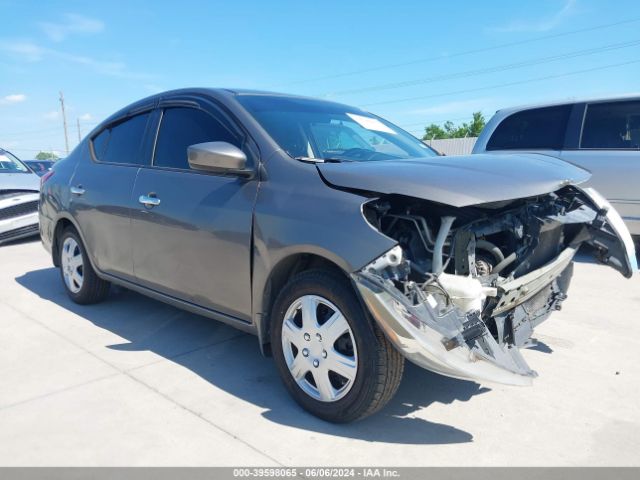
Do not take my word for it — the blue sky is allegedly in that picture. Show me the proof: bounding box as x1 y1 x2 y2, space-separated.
1 0 639 158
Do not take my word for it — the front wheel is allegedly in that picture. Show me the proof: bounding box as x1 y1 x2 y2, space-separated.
271 269 404 423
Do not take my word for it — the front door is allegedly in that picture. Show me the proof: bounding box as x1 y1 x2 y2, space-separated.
131 103 258 321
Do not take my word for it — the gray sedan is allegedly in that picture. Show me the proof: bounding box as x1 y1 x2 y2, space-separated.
39 89 636 422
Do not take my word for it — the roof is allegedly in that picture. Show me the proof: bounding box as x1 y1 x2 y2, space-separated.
495 93 640 116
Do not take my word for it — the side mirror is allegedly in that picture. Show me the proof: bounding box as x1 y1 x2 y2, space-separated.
187 142 252 176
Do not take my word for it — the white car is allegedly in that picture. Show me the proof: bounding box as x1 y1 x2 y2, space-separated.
0 149 41 245
473 96 640 237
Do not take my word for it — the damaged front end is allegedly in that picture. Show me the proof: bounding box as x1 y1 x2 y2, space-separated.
353 186 637 386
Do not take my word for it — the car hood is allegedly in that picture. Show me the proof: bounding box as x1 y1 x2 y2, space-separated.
317 153 591 207
0 172 40 192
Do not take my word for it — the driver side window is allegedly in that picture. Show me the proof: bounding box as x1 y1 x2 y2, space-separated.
153 107 241 170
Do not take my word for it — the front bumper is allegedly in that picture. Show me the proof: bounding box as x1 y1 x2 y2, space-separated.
353 248 578 386
353 259 556 386
0 212 39 245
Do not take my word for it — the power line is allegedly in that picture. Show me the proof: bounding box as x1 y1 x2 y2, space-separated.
362 59 640 107
326 39 640 97
276 17 640 87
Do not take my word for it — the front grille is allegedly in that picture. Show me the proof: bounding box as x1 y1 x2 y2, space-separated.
0 223 39 242
0 200 39 221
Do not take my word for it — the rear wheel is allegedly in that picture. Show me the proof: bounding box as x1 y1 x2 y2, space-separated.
271 269 404 423
59 228 110 304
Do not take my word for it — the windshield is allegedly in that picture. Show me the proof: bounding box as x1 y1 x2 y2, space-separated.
0 149 30 173
237 94 437 162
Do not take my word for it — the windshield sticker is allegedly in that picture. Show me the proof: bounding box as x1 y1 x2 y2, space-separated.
346 113 397 134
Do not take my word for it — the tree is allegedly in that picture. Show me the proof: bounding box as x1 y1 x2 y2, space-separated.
422 112 486 140
35 151 59 161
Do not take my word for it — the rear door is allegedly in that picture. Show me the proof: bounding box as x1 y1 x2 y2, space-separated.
69 108 156 281
131 98 258 321
559 100 640 235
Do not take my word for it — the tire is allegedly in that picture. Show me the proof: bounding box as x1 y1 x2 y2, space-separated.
59 227 110 304
271 269 404 423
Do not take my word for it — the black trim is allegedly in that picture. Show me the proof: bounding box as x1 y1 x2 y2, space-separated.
0 200 38 220
100 271 256 332
563 103 586 149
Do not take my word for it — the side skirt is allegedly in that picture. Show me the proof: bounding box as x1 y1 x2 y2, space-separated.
100 272 257 335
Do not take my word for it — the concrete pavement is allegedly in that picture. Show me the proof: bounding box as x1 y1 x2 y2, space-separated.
1 238 639 466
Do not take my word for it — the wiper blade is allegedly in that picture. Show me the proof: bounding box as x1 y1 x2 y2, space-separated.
294 156 349 163
294 156 326 163
324 158 351 163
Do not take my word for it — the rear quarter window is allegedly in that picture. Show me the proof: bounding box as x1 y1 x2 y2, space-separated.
487 105 571 150
581 100 640 149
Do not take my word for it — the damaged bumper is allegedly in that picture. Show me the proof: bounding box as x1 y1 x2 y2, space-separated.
354 260 542 386
353 187 636 386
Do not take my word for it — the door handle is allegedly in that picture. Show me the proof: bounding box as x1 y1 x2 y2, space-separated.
70 185 85 196
139 194 161 207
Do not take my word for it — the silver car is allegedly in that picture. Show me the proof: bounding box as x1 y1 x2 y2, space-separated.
0 148 41 245
39 89 636 422
473 96 640 237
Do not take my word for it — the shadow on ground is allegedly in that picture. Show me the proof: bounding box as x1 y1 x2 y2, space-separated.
16 267 491 445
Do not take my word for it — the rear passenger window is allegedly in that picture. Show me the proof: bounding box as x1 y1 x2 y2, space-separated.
486 105 571 150
581 101 640 149
153 107 240 170
91 112 151 165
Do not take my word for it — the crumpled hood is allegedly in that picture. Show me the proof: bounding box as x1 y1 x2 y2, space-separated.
0 172 40 192
317 153 591 207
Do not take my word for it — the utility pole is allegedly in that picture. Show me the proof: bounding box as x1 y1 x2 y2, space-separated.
59 91 69 155
76 118 81 143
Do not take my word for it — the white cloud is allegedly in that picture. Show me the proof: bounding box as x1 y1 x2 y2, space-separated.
0 40 153 80
491 0 577 33
39 13 104 42
79 113 92 121
0 40 45 61
0 93 27 105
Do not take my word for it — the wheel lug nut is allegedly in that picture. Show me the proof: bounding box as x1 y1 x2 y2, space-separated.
322 350 327 358
316 333 322 341
302 348 309 357
304 333 310 341
313 359 319 368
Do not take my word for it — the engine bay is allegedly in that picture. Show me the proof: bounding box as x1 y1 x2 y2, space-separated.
360 185 621 356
